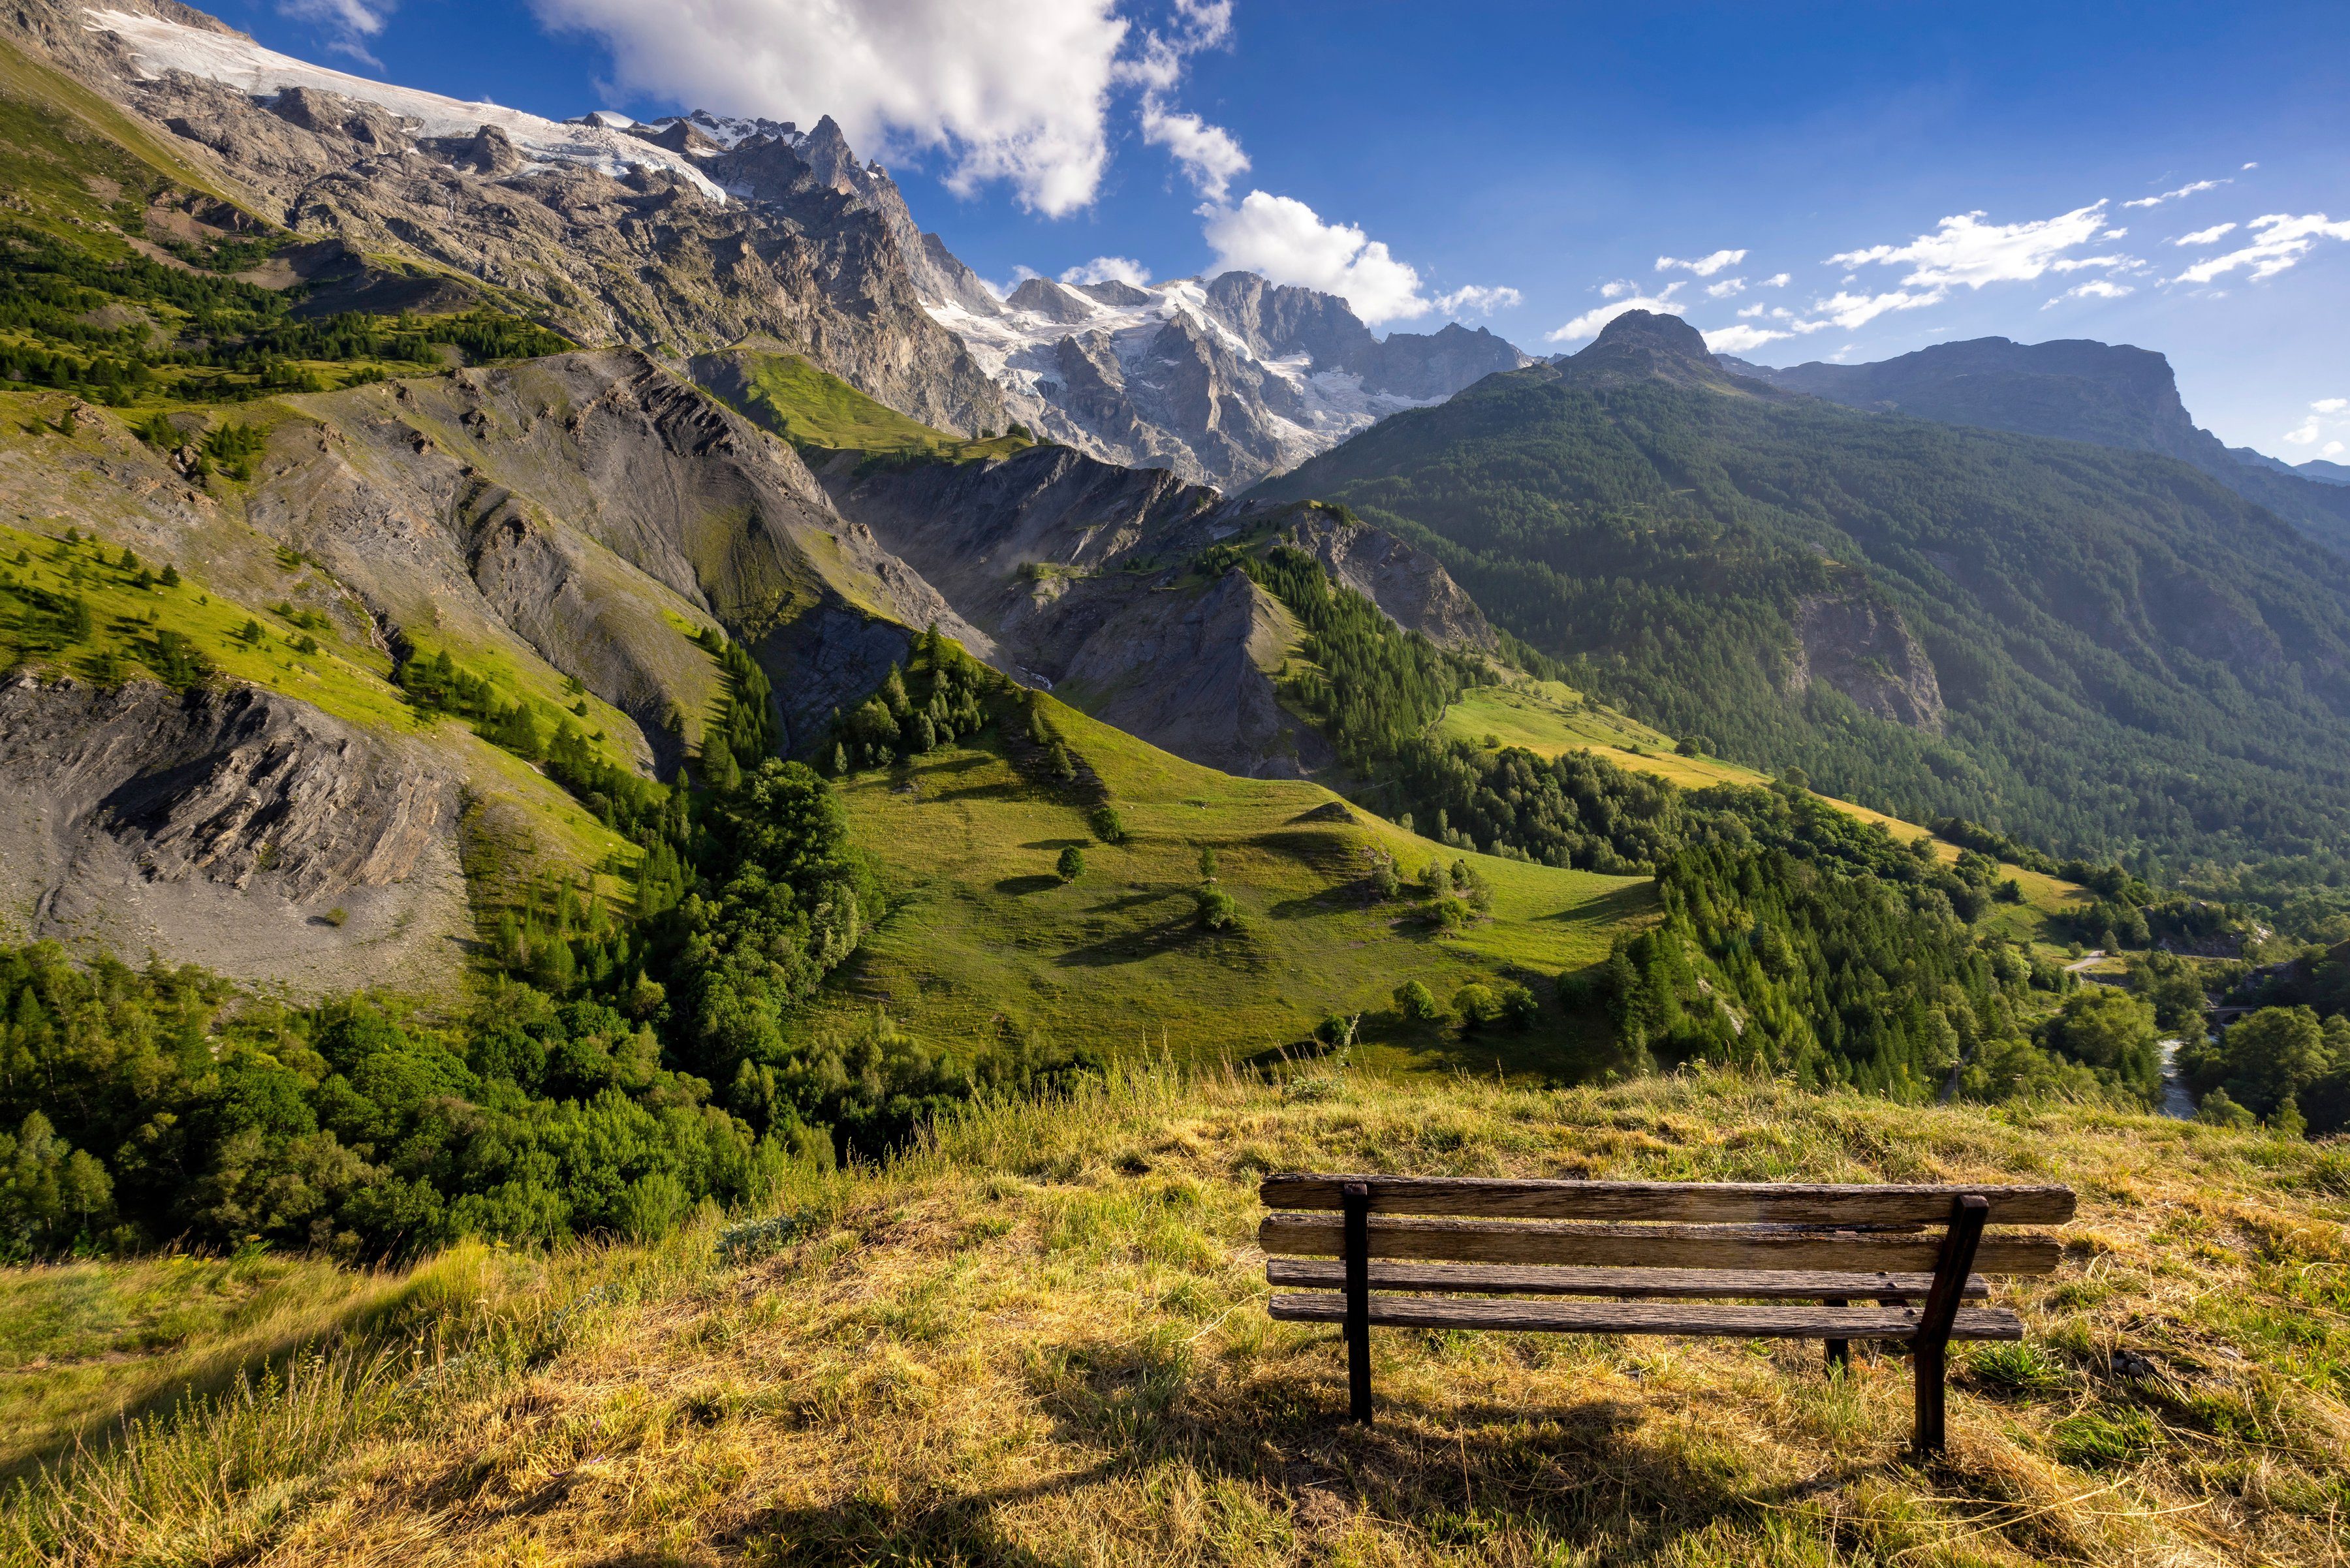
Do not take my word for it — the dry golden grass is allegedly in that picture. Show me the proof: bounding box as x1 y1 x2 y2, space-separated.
7 1067 2347 1567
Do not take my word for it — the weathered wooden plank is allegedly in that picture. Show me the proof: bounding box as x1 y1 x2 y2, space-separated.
1259 1174 2076 1225
1259 1214 2061 1275
1262 1258 1990 1300
1267 1293 2024 1341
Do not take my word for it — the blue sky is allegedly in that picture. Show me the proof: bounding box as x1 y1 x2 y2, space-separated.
226 0 2349 457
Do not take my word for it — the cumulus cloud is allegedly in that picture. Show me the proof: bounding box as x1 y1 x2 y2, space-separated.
1434 284 1522 317
1762 272 1791 287
1546 292 1684 343
2044 279 2133 307
1705 277 1746 298
1202 190 1429 323
2174 223 2238 247
1138 103 1247 200
281 0 392 64
1657 248 1747 277
2326 441 2345 458
1061 255 1152 286
531 0 1131 215
1599 279 1636 299
2174 213 2350 284
1702 323 1791 354
2123 177 2226 209
1831 201 2124 290
1736 303 1766 318
2317 398 2350 415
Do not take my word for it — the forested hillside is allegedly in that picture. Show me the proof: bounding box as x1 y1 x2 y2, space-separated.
1255 312 2350 886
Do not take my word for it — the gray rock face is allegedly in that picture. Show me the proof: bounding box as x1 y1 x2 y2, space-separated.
0 675 471 997
1785 593 1946 732
920 266 1529 490
1279 508 1499 653
27 0 1005 435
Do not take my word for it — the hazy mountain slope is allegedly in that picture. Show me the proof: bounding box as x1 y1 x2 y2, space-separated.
5 0 1003 433
1727 336 2350 556
1257 311 2350 869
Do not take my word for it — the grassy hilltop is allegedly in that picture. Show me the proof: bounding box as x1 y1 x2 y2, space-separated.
8 1066 2346 1566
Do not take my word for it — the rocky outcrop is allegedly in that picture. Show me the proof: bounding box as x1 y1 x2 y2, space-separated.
24 1 1006 435
1785 593 1946 732
0 675 471 996
1278 507 1498 652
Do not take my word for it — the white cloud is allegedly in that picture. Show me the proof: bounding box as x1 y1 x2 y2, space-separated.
2326 441 2345 458
1202 190 1429 324
1762 272 1791 287
2173 222 2238 247
2285 398 2350 448
1705 277 1746 298
1546 294 1685 343
1657 248 1747 277
1138 102 1247 200
1060 255 1152 286
2123 177 2225 209
1736 303 1766 318
1811 288 1942 330
1703 323 1791 354
1434 284 1522 316
1831 201 2122 290
1119 0 1246 200
2044 279 2133 306
2243 161 2260 170
531 0 1131 215
280 0 391 64
2174 213 2350 284
1599 279 1635 299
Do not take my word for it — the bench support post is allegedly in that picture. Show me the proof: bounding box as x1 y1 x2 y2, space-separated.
1913 1195 1988 1454
1823 1300 1849 1373
1342 1181 1373 1424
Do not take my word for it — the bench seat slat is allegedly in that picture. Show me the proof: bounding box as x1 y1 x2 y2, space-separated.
1267 1292 2024 1341
1264 1258 1988 1300
1259 1214 2060 1275
1260 1174 2076 1225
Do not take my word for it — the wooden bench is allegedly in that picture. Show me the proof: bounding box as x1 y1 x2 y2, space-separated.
1261 1174 2075 1452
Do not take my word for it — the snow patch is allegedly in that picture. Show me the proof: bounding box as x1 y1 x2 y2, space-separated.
81 8 728 204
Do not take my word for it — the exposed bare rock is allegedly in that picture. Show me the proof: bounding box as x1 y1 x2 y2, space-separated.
1786 593 1946 732
1277 507 1498 652
0 675 471 997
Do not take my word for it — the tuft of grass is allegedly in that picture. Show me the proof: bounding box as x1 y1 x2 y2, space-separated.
5 1069 2346 1566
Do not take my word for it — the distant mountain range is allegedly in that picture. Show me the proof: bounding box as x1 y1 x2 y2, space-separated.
1722 338 2350 555
1262 311 2350 866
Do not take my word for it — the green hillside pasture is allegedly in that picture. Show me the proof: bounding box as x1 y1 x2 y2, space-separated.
1437 678 2090 945
715 351 1031 460
802 698 1653 1078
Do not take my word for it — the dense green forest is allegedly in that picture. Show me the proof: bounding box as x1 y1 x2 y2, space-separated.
0 222 570 400
1253 347 2350 915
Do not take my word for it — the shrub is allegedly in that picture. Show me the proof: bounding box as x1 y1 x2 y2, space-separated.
1454 984 1503 1029
1089 804 1127 844
322 906 349 928
1394 979 1439 1022
1313 1012 1358 1050
1195 886 1238 930
1056 845 1085 883
1497 982 1540 1029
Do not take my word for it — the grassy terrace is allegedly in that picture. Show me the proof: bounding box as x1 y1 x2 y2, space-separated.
798 695 1653 1078
7 1065 2345 1565
712 351 1033 460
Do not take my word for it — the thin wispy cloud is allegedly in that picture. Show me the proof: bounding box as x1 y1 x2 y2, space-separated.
1657 248 1747 277
280 0 392 65
1060 255 1152 285
1548 283 1685 342
2045 279 2133 307
1435 284 1522 317
2173 223 2238 247
1831 201 2126 290
2284 397 2350 454
2174 213 2350 284
2123 177 2227 210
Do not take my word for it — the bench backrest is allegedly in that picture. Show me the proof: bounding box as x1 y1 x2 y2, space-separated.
1259 1174 2075 1279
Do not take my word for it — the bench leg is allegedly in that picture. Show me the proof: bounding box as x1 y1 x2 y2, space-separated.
1343 1182 1373 1425
1911 1195 1988 1456
1823 1298 1849 1373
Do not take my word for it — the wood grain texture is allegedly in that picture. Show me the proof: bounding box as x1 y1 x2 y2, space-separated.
1262 1259 1990 1300
1259 1174 2076 1225
1268 1293 2024 1341
1258 1214 2062 1275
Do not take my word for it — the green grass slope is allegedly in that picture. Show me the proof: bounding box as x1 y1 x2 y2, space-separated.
698 347 1030 460
802 694 1653 1078
8 1067 2345 1565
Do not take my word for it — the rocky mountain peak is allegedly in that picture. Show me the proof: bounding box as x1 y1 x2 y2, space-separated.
1557 309 1734 390
1005 277 1095 324
796 114 861 190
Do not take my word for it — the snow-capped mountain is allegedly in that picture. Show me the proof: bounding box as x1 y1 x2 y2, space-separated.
923 271 1529 491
